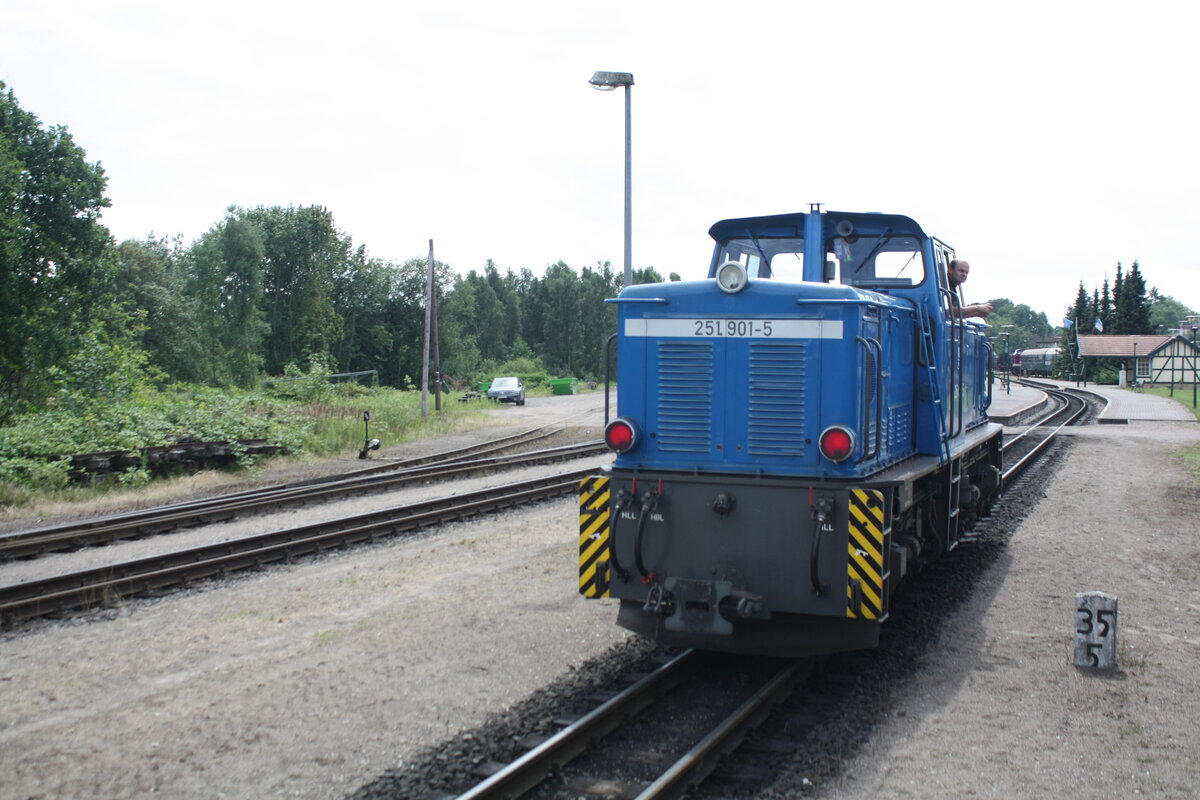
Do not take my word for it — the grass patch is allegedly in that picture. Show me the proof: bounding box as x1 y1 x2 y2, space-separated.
1118 643 1150 671
1141 386 1200 421
1176 441 1200 482
295 387 494 457
1119 722 1144 738
0 382 502 515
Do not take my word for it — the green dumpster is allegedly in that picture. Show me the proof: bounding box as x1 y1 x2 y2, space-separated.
548 378 578 395
478 380 491 393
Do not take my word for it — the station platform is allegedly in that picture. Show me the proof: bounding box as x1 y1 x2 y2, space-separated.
987 380 1049 426
1037 379 1199 424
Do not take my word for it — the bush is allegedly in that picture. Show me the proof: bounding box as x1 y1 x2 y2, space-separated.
266 353 337 404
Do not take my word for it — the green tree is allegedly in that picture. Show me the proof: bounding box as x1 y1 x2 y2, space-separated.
1098 278 1112 333
1055 283 1092 376
113 236 213 382
187 214 269 386
984 299 1053 354
574 263 620 379
634 266 666 284
462 268 507 362
1115 260 1152 334
438 271 482 382
242 205 347 374
331 246 396 380
515 267 547 354
539 261 582 374
0 82 113 420
385 257 446 389
1148 294 1195 334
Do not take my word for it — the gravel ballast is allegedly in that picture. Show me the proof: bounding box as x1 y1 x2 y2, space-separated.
1 393 1197 798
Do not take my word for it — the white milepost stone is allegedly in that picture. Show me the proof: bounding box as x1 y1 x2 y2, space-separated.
1073 591 1118 669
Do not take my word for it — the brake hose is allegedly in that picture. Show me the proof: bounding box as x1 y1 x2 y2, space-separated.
810 498 833 596
634 490 660 581
608 491 632 582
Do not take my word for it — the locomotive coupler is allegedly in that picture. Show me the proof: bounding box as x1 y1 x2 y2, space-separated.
642 582 675 617
711 492 735 516
732 590 766 620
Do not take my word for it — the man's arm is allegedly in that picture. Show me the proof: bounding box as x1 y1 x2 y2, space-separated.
958 302 993 319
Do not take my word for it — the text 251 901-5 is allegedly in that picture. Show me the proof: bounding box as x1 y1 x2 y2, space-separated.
693 319 774 337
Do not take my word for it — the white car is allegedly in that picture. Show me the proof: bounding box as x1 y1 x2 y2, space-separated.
486 376 525 405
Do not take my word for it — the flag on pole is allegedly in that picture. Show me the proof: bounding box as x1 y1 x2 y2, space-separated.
1094 317 1104 333
1063 317 1074 329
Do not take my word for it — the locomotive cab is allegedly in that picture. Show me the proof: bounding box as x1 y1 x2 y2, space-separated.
579 208 1002 657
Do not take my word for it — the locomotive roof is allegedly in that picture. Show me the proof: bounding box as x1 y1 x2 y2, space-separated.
708 210 929 242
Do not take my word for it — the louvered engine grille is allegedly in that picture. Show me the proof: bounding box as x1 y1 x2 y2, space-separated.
747 341 808 455
655 341 713 452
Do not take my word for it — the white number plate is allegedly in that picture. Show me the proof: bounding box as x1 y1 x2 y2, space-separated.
624 318 843 339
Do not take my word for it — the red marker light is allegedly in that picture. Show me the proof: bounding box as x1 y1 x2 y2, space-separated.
819 426 855 463
604 418 638 453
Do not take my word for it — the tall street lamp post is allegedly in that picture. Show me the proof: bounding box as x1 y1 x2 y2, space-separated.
1000 325 1014 394
1191 324 1198 408
589 70 635 289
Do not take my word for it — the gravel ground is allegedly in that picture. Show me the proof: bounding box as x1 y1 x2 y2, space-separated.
812 420 1200 799
2 392 1198 799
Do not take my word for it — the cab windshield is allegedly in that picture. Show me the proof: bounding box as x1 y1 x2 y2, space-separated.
715 237 805 281
714 233 926 288
827 234 925 287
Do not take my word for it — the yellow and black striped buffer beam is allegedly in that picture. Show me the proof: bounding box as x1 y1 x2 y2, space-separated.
578 476 611 597
846 488 889 620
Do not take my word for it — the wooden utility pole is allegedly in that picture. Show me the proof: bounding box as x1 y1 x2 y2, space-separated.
421 239 434 419
432 260 442 412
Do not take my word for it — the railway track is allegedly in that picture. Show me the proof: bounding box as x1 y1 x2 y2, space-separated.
0 467 596 628
1000 383 1089 482
455 650 804 800
378 384 1093 800
0 428 604 561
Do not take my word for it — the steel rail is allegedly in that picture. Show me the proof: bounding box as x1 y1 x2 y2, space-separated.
1002 389 1087 483
0 424 567 549
0 440 604 560
635 659 802 800
999 390 1069 451
0 468 594 627
454 650 699 800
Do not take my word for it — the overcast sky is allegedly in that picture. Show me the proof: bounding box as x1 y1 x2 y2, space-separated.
5 0 1197 323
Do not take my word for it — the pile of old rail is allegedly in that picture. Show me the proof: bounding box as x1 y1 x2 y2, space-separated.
0 427 604 561
0 467 596 628
455 650 803 800
67 439 280 483
999 384 1088 484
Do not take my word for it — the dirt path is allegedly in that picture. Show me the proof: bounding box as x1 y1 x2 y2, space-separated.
820 422 1200 799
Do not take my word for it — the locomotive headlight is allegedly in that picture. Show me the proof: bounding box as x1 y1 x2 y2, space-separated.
818 426 855 463
604 418 640 453
715 260 748 294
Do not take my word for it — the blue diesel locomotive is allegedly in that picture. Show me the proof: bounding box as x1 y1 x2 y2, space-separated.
579 208 1003 656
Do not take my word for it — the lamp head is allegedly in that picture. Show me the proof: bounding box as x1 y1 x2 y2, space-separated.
589 71 634 91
